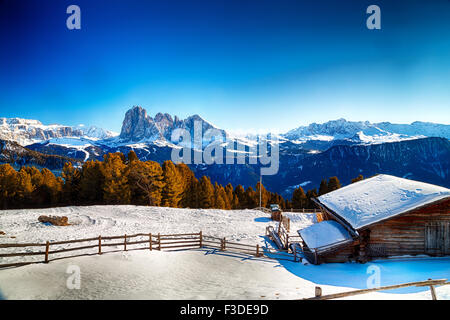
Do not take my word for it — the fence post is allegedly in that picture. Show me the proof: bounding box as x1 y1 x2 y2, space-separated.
220 237 225 251
149 233 152 251
256 244 260 257
428 278 438 300
293 244 297 262
158 233 161 251
44 241 50 263
199 231 203 248
124 234 127 251
98 236 102 255
315 286 322 298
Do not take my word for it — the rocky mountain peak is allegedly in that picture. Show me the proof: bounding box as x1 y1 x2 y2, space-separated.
119 106 155 141
118 106 222 143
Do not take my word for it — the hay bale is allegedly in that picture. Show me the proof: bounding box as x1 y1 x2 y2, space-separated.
38 215 69 226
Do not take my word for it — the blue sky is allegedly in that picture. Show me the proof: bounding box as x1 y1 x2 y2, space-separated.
0 0 449 133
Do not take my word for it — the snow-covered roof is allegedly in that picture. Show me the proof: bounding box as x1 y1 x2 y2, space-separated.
317 174 450 230
298 220 353 252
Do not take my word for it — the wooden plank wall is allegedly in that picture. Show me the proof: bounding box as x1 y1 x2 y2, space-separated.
366 199 450 257
319 199 450 263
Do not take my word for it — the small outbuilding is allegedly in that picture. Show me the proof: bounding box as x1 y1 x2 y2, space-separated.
298 174 450 264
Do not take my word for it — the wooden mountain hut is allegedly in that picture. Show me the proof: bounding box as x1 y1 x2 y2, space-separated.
297 174 450 264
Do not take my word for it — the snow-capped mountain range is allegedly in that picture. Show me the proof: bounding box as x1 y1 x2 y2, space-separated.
0 117 118 146
1 106 449 195
284 118 450 144
2 107 449 149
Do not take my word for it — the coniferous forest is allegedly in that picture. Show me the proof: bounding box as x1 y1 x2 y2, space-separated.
0 150 348 210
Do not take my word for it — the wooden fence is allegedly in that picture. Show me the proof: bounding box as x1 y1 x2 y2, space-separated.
304 278 450 300
0 231 299 269
0 232 202 268
288 208 321 213
254 207 320 214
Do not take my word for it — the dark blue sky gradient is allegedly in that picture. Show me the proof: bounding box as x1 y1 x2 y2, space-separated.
0 0 449 132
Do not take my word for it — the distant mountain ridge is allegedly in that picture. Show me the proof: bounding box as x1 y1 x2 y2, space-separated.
284 118 450 143
2 109 449 147
0 117 118 146
2 107 449 196
0 139 80 172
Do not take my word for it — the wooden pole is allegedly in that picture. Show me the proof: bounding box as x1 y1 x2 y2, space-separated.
259 175 262 208
256 244 260 257
98 236 102 255
293 244 297 262
158 233 161 251
429 278 437 300
149 233 152 251
199 231 203 248
44 241 50 263
223 237 226 251
277 218 281 235
124 234 127 251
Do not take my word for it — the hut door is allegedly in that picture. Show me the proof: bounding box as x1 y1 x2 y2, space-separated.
425 223 450 255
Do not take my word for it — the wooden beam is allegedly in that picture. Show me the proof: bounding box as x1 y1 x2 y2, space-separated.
304 279 448 300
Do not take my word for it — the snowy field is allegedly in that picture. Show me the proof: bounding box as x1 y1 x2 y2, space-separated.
0 205 449 300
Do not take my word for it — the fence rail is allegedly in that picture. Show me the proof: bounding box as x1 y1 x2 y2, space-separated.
304 278 450 300
0 231 296 269
288 208 321 213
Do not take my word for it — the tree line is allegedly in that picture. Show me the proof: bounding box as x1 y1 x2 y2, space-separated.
0 150 363 210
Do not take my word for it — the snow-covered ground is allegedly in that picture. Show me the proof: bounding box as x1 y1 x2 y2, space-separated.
0 205 449 300
0 206 313 264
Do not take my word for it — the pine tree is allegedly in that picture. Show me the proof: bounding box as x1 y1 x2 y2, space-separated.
39 168 62 206
327 176 342 192
161 160 183 207
351 174 364 184
214 183 230 209
127 150 139 164
292 186 307 208
0 164 18 209
231 193 240 209
79 160 104 203
15 168 35 207
176 163 197 208
245 186 258 208
234 185 246 209
225 183 234 208
128 160 165 206
306 188 318 208
198 176 214 209
101 153 131 204
62 162 81 204
318 179 328 196
187 177 201 208
285 199 292 210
